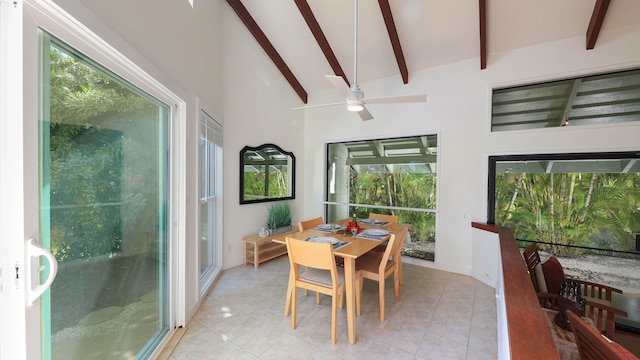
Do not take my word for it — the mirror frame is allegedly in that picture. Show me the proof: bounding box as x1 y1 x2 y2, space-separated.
239 143 296 204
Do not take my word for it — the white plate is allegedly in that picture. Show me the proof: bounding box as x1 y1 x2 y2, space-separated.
332 224 342 229
318 224 332 229
364 229 389 236
308 237 339 244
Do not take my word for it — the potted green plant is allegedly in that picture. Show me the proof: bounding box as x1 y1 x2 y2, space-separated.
266 201 292 235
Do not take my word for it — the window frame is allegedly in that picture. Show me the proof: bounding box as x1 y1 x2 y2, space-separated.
487 151 640 225
198 105 223 294
323 133 440 261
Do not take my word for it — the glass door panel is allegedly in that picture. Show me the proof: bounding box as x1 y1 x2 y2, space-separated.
40 32 170 359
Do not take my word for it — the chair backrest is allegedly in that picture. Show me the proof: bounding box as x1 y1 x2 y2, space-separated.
368 212 399 224
285 236 338 280
567 310 637 360
298 216 324 231
523 243 542 291
378 226 408 273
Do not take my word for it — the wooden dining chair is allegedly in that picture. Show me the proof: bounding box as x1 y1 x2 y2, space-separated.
368 212 399 224
356 225 408 322
298 216 325 300
368 212 404 285
298 216 324 231
285 236 358 344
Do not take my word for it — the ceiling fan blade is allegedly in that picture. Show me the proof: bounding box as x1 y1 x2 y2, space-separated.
292 101 346 110
358 107 374 121
364 94 427 104
325 75 357 100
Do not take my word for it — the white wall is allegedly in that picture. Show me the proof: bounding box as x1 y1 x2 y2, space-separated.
220 5 308 269
300 25 640 276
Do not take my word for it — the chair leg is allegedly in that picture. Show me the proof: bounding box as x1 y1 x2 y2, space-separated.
379 277 386 322
291 286 298 330
316 292 321 304
304 266 310 296
394 270 401 302
331 291 338 344
399 260 404 285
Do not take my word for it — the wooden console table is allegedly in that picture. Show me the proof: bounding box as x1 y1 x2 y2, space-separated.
243 227 297 268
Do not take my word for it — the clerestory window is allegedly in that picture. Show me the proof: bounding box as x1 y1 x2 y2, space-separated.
492 68 640 132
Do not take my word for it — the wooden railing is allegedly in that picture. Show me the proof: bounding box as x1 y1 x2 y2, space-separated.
497 226 560 359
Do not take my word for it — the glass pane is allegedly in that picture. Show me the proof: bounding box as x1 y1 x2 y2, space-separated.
491 68 640 132
40 33 170 359
199 201 212 275
325 134 438 261
200 137 206 198
208 142 215 197
490 153 640 331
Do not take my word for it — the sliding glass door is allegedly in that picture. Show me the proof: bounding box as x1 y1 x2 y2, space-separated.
40 33 171 359
0 1 180 357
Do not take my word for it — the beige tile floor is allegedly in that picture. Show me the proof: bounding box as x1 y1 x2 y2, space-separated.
164 256 498 360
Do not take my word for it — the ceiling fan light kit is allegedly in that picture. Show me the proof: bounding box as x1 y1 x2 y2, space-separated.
347 99 364 112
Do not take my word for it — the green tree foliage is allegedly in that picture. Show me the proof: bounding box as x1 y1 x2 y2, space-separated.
495 171 640 255
48 46 151 261
243 166 289 200
350 171 437 242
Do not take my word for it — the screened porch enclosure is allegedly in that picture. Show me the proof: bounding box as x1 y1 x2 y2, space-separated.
325 135 438 261
490 153 640 332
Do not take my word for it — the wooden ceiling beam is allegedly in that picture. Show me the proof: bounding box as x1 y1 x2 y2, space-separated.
479 0 487 69
377 0 409 84
294 0 350 87
226 0 308 103
586 0 610 50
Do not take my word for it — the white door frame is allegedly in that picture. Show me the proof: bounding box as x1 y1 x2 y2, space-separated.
0 0 187 357
0 0 31 358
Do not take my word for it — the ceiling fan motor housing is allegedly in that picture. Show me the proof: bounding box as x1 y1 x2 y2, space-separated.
350 84 364 100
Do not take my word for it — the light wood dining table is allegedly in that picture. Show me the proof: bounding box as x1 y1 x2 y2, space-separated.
272 219 408 344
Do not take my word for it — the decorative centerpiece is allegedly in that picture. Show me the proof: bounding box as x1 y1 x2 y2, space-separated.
339 221 362 237
266 202 292 236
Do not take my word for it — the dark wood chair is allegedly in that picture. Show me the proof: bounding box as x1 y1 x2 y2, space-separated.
567 310 639 360
522 243 628 338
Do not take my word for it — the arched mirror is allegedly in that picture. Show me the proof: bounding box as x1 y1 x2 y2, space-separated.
240 143 295 204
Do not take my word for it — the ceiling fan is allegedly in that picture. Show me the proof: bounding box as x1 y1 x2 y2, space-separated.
295 0 426 121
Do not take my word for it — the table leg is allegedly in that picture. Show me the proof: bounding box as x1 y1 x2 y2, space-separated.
344 257 356 344
284 268 294 316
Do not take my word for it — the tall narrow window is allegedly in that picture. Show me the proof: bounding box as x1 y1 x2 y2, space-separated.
199 109 222 286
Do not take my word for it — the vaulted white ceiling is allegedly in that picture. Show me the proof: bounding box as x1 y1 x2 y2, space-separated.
228 0 640 104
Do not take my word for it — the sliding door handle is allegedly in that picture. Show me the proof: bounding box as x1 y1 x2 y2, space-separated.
25 238 58 306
